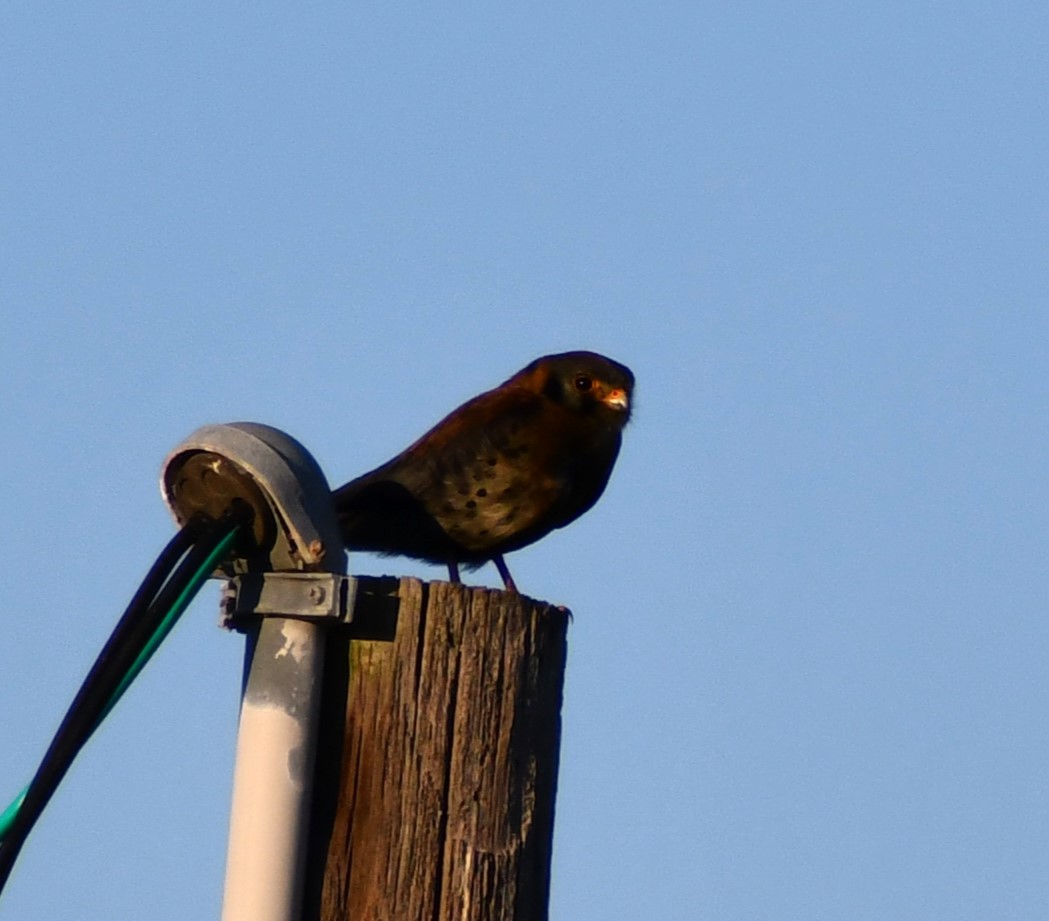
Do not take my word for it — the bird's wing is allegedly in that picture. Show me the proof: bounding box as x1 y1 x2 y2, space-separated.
378 385 547 494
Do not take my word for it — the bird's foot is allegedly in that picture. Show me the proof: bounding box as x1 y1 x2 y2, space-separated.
492 555 518 593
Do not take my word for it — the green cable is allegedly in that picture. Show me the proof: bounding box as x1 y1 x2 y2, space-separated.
101 527 238 721
0 793 25 844
0 527 238 843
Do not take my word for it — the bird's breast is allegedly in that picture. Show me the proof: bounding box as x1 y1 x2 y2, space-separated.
419 442 560 552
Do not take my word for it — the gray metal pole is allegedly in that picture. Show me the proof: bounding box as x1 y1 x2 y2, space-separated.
160 422 347 921
221 616 325 921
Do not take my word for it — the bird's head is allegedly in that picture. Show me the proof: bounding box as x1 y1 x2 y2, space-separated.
522 351 634 427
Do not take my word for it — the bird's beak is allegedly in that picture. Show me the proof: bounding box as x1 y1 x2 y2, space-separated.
603 388 629 412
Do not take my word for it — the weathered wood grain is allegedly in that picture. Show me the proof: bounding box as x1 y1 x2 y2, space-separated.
309 577 568 921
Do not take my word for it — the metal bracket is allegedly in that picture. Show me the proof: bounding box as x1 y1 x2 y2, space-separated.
221 572 358 629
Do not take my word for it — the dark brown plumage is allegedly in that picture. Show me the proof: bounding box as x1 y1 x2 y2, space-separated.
333 350 634 591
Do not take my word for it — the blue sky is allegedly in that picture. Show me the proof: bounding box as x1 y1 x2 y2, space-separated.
2 3 1048 919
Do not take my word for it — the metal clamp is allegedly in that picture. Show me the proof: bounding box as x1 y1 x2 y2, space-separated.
221 572 358 629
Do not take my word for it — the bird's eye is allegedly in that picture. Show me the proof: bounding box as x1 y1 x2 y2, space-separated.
574 374 593 392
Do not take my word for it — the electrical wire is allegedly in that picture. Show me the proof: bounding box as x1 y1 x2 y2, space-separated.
104 523 239 722
0 523 198 845
0 515 241 898
0 795 25 848
0 517 234 884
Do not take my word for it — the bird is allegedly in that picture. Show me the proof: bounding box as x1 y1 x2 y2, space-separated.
332 350 634 592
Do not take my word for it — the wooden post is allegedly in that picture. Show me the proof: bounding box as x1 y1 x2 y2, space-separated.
303 577 570 921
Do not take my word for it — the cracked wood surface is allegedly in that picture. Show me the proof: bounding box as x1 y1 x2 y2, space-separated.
307 578 568 921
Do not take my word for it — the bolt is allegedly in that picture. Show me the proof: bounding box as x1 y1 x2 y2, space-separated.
308 585 326 605
308 539 325 560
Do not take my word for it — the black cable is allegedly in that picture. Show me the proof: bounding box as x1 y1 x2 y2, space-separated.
0 515 238 897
